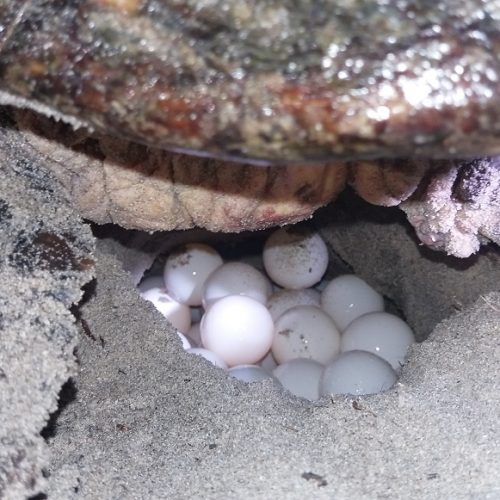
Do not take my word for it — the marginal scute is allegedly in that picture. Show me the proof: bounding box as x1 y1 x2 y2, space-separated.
349 159 430 207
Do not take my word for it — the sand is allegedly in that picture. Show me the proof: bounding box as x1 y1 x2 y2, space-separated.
49 201 500 500
1 118 499 499
0 113 94 499
42 233 500 499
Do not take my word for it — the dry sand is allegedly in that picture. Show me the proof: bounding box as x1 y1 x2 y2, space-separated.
47 198 500 500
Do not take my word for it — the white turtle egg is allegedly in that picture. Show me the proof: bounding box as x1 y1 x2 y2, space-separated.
176 332 192 350
262 227 329 289
267 288 321 321
164 243 223 306
341 312 415 371
273 359 324 401
140 288 191 333
271 305 341 364
201 295 274 367
228 365 273 383
321 275 384 331
137 275 165 294
187 347 228 369
202 262 272 308
320 350 397 396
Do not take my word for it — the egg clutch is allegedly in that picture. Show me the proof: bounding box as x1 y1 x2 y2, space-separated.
138 228 415 401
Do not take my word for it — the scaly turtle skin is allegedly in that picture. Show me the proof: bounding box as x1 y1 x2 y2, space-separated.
1 0 500 163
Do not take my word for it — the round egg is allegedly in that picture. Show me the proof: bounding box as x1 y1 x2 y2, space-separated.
164 243 223 306
201 295 274 367
187 348 228 369
271 305 341 364
202 262 272 308
267 288 321 321
262 227 329 289
320 350 397 396
228 365 273 383
140 288 191 333
321 274 384 331
341 312 415 371
273 358 324 401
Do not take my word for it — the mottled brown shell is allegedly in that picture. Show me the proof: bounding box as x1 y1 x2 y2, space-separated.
1 0 500 163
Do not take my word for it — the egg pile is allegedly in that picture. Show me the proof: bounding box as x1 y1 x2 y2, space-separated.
138 227 415 401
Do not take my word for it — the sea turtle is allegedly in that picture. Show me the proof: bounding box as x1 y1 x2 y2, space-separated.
0 0 499 256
